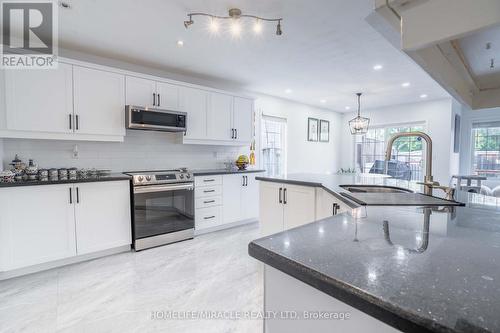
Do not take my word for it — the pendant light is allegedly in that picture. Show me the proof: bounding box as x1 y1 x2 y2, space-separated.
349 93 370 135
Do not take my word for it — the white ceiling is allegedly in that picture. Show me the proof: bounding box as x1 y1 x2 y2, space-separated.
55 0 448 112
459 24 500 90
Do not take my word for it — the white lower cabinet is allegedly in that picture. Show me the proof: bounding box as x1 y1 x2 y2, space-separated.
315 188 351 220
194 172 262 233
0 184 76 271
0 181 132 273
260 182 316 236
74 181 132 255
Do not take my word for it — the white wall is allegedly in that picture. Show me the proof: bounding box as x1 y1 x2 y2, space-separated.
255 95 343 174
0 139 4 171
459 106 500 175
2 131 248 172
339 98 455 184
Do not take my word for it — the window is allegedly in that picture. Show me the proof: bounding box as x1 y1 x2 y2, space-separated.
354 123 425 181
261 115 287 177
471 122 500 178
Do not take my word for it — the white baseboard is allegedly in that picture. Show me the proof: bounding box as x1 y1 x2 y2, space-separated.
195 218 258 235
0 245 131 281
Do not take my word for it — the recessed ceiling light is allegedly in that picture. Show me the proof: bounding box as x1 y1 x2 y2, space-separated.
420 94 428 99
176 40 184 47
320 99 326 104
401 82 411 88
373 64 383 71
285 89 292 94
345 106 351 110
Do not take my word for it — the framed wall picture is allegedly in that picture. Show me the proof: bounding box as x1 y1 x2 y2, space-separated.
307 118 319 141
320 120 330 142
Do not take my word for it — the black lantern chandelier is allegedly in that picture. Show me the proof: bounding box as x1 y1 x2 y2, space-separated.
183 8 283 36
348 93 370 135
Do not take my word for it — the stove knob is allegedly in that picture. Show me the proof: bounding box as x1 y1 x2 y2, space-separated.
179 174 184 179
137 176 144 182
146 175 152 181
186 174 191 179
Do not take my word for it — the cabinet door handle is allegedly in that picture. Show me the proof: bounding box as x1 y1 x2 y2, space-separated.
69 188 73 204
75 115 79 130
235 129 238 139
158 93 161 106
245 176 248 186
153 93 156 106
204 200 215 204
203 179 215 182
76 187 80 204
69 114 72 130
231 128 234 139
204 216 216 220
204 189 215 193
283 188 287 204
332 203 339 215
279 187 283 204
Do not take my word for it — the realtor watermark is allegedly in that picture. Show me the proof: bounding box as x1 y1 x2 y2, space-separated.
1 0 58 69
150 310 351 321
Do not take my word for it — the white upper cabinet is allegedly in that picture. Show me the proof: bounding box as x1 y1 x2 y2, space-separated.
4 63 73 134
73 66 126 136
125 76 180 110
125 76 156 107
156 81 180 110
181 87 208 140
74 181 131 255
208 92 233 141
233 97 253 143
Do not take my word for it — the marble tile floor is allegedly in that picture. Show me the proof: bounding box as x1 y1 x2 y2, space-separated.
0 224 263 333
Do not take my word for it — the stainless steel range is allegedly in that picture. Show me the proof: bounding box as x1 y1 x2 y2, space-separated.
125 169 194 251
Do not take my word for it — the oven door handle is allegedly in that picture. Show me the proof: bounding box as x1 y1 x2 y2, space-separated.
134 183 194 194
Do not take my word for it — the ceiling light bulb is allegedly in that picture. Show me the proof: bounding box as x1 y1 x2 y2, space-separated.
320 99 326 104
230 20 242 37
420 94 428 99
253 19 263 34
401 82 411 88
285 89 292 94
176 40 184 47
373 64 383 71
209 17 219 33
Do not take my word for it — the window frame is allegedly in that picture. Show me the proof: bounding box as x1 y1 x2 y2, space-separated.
470 121 500 178
352 121 427 179
261 114 288 177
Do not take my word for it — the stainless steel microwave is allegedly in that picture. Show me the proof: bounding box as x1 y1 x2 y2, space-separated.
125 105 187 132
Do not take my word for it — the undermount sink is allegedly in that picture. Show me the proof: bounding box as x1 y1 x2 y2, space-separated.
339 185 414 194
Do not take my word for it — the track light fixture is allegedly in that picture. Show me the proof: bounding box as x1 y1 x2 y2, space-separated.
183 8 283 36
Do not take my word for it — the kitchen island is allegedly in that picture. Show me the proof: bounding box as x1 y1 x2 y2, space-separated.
250 173 500 333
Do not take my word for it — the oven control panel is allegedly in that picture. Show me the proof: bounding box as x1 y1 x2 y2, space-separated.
131 171 192 185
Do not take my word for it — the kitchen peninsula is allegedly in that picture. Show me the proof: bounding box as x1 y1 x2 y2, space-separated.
250 174 499 333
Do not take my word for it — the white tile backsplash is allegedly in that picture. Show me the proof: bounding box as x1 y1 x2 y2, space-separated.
2 130 249 172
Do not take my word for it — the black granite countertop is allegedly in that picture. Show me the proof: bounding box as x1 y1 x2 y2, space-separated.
249 194 500 333
192 169 265 176
255 173 463 208
0 174 131 188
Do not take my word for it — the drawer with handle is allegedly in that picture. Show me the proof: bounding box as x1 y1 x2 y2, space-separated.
195 196 222 209
194 175 222 187
195 185 222 198
195 206 222 230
